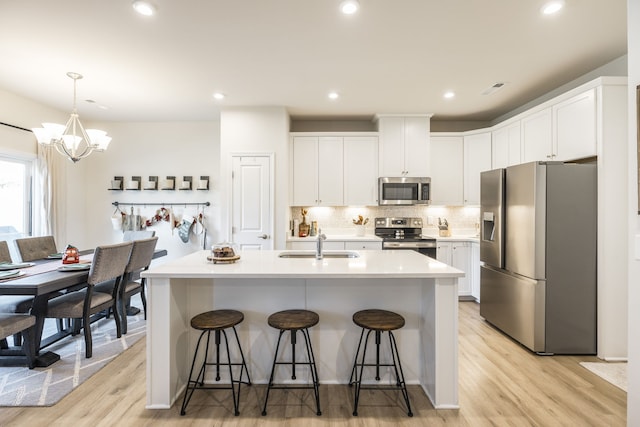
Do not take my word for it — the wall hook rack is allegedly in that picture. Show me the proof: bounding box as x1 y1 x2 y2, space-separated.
112 201 210 208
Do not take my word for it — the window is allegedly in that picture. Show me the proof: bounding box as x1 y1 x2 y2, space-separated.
0 156 33 257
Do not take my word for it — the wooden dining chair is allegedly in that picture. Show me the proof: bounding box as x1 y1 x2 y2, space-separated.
96 237 158 334
14 236 58 262
0 313 37 368
45 241 133 358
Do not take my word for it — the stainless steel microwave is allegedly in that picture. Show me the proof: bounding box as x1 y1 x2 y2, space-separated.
378 177 431 205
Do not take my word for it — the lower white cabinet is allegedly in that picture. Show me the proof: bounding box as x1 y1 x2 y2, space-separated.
470 242 480 301
287 240 381 250
436 240 478 299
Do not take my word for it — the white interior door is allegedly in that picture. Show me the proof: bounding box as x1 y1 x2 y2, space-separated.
231 155 273 250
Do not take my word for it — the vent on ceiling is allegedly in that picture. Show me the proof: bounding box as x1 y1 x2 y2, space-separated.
482 82 506 96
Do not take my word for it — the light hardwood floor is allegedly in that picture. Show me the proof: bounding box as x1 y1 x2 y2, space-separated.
0 302 627 426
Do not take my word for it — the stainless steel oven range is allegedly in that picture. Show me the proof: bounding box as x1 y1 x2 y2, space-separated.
374 217 437 258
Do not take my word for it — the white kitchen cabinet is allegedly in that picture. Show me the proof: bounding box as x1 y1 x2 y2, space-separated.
553 88 596 161
492 122 521 169
377 115 431 177
436 240 472 297
344 241 382 250
344 136 379 205
470 242 480 302
287 241 344 251
287 240 381 250
429 135 464 205
521 107 553 163
292 136 343 206
463 132 492 205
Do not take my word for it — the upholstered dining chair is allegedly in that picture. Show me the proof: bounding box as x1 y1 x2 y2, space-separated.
0 240 37 347
0 313 37 368
0 240 11 263
15 235 58 262
96 237 158 334
45 241 133 358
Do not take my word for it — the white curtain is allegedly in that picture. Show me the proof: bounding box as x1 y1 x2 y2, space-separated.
33 144 60 244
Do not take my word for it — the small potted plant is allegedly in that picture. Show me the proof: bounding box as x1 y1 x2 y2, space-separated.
352 215 369 237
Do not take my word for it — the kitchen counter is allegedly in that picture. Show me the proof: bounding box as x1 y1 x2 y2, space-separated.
426 235 480 243
286 234 382 242
143 249 463 410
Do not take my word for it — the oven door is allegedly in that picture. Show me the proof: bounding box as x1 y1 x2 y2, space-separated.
382 241 437 258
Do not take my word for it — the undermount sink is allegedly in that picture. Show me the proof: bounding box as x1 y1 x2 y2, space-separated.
278 250 360 259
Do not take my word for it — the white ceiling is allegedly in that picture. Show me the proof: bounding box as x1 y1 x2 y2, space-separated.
0 0 627 124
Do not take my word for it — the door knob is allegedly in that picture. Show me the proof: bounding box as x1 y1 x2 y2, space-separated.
258 234 269 239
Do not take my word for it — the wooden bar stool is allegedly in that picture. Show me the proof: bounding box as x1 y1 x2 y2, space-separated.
349 309 413 417
180 309 251 416
262 309 321 416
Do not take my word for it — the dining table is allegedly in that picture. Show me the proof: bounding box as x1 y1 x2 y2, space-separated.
0 248 167 367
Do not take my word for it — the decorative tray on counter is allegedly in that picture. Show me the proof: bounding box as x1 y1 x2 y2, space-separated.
207 255 241 264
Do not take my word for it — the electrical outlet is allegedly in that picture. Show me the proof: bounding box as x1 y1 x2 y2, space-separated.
427 216 434 226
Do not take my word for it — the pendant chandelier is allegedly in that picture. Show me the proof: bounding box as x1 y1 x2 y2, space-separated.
32 72 111 163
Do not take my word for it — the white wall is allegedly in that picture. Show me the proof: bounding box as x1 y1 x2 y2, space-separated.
80 121 221 262
219 107 290 249
628 0 640 424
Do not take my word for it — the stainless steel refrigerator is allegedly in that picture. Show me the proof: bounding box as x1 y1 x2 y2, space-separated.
479 161 597 354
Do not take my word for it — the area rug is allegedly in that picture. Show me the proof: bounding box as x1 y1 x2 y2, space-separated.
580 362 627 392
0 307 145 407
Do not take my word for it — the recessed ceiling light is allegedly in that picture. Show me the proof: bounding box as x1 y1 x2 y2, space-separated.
213 92 225 100
541 0 565 15
340 0 360 15
132 1 156 16
443 91 455 99
328 92 339 100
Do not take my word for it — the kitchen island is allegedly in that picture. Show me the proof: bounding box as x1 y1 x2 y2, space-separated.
142 249 464 410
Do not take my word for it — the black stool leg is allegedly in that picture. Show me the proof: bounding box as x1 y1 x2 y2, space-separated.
349 327 366 386
291 329 297 380
180 330 210 416
262 329 285 416
231 326 252 386
389 331 413 417
301 327 322 416
375 330 381 381
215 330 221 381
352 329 373 416
221 329 240 416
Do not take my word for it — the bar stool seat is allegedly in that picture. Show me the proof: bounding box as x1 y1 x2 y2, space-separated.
180 309 251 416
349 309 413 417
262 309 321 416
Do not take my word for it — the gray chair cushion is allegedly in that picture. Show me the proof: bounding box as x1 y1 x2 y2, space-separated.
0 313 36 340
0 296 34 314
46 290 113 318
15 236 57 262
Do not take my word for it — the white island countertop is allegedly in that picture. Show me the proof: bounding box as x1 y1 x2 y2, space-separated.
143 249 464 280
143 248 463 411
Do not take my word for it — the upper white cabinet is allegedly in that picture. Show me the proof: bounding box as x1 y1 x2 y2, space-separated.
553 88 596 161
292 136 343 206
463 132 492 205
344 136 379 205
492 122 521 169
291 134 379 207
430 135 464 205
522 88 597 163
522 107 553 163
377 115 431 177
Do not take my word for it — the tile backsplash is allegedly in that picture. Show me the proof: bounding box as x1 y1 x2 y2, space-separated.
290 205 480 236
